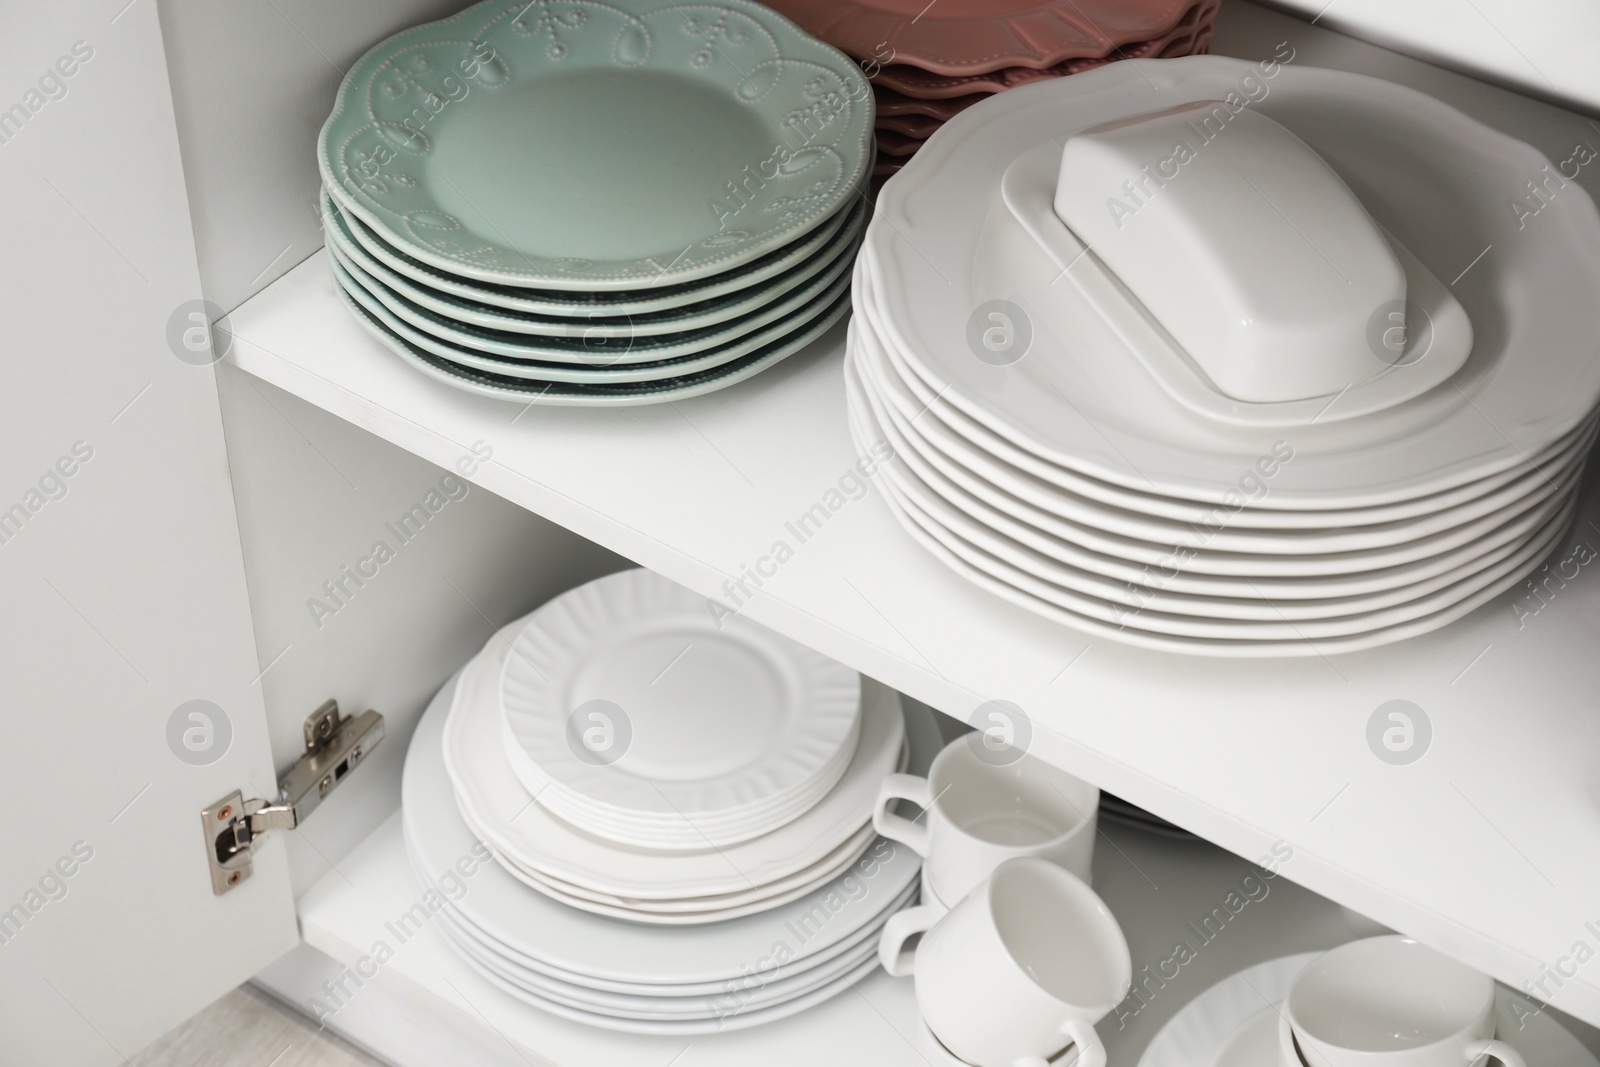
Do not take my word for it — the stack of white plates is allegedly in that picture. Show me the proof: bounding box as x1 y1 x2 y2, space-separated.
439 580 915 920
850 57 1600 657
498 569 863 851
400 662 934 1030
316 0 874 406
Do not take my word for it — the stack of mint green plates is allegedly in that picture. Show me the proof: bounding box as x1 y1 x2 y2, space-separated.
317 0 874 406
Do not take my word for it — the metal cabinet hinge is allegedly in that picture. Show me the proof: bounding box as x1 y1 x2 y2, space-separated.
203 700 384 895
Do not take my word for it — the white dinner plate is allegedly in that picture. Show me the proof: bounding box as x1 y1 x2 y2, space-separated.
873 422 1578 624
323 190 866 335
498 569 861 843
445 924 887 1035
406 664 928 987
444 621 905 897
472 822 882 923
850 332 1588 584
856 267 1596 534
319 0 873 290
850 403 1582 656
875 453 1575 641
868 58 1600 508
1139 954 1599 1067
427 891 900 1018
851 351 1591 609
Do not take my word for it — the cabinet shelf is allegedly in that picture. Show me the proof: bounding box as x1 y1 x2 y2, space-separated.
294 811 1430 1065
227 254 1600 1026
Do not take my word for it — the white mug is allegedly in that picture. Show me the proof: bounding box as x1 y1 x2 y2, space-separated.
879 857 1130 1067
874 737 1099 912
1280 936 1526 1067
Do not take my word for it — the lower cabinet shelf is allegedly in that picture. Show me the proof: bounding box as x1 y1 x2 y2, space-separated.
272 809 1596 1066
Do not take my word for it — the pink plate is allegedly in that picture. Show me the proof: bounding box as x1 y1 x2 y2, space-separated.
873 86 987 120
874 128 925 157
869 0 1216 96
762 0 1198 75
875 112 941 138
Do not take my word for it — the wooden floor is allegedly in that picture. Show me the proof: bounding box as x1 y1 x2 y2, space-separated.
127 985 385 1067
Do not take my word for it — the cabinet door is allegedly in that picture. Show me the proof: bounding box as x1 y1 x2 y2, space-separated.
0 3 297 1063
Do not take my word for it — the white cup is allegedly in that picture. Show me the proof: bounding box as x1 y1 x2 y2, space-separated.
874 737 1099 912
1280 936 1526 1067
879 857 1130 1067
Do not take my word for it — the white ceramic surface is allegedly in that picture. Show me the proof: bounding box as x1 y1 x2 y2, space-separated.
857 261 1581 529
406 664 930 988
874 738 1099 909
850 330 1590 583
1283 937 1526 1067
847 346 1582 638
446 922 888 1035
1138 954 1599 1067
428 897 894 1021
880 859 1131 1067
497 568 861 848
846 395 1583 656
443 620 903 897
1055 104 1409 404
463 810 883 925
868 57 1600 507
1001 140 1471 425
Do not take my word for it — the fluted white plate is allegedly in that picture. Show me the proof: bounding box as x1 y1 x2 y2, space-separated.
444 619 903 897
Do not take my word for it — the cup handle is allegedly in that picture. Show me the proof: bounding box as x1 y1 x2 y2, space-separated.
878 903 941 977
1465 1040 1527 1067
1011 1018 1105 1067
874 772 934 857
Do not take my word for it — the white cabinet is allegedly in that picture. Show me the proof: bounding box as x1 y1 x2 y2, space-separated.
2 1 1598 1064
0 4 297 1060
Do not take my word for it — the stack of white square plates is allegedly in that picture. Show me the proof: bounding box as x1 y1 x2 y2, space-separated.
849 57 1600 657
316 0 873 406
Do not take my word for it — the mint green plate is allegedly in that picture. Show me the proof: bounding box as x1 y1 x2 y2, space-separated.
331 248 851 384
330 220 858 367
322 185 863 316
335 268 851 403
322 190 864 336
318 0 872 291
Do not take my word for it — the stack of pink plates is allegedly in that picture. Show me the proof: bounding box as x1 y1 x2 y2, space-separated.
764 0 1217 181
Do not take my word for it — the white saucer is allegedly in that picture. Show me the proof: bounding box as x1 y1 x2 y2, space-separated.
497 569 861 847
1139 953 1600 1067
444 620 904 898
